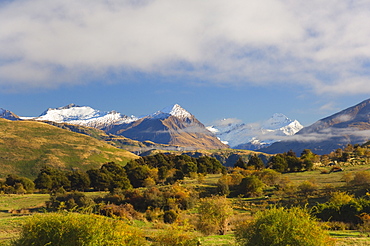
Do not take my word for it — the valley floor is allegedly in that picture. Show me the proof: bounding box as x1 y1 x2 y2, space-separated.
2 166 370 245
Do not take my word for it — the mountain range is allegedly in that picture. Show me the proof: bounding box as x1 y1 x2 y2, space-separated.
207 113 303 150
263 98 370 155
22 103 228 150
4 98 370 155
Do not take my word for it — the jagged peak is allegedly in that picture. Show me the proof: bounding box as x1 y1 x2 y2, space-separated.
262 113 294 129
161 104 192 118
0 108 20 120
149 104 192 119
57 103 80 110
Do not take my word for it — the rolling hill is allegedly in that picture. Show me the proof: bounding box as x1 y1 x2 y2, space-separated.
0 118 139 178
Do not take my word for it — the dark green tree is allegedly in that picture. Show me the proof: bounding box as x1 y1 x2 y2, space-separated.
234 157 248 169
286 155 302 172
34 172 52 191
34 166 70 191
248 155 264 170
68 170 91 191
124 161 150 188
268 154 288 172
6 174 35 193
86 169 111 191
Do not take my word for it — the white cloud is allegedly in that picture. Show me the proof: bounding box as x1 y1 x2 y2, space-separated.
211 118 243 127
1 0 370 93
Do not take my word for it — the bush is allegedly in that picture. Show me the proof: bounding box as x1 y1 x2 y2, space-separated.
329 191 354 206
12 212 147 246
197 196 233 235
235 207 334 246
164 210 178 224
350 171 370 186
237 176 264 197
297 180 318 196
47 192 95 211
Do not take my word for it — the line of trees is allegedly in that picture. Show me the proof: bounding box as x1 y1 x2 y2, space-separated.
0 153 225 194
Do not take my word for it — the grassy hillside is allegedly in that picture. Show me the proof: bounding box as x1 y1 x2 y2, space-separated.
0 119 139 178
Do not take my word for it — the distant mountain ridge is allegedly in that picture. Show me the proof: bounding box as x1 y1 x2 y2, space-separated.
263 98 370 155
207 113 303 150
0 108 20 121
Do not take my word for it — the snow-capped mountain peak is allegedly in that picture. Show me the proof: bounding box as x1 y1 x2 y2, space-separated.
150 104 192 119
262 113 292 130
34 104 137 128
208 113 303 150
38 104 102 122
163 104 192 119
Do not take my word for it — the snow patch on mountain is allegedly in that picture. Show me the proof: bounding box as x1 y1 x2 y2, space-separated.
207 113 303 150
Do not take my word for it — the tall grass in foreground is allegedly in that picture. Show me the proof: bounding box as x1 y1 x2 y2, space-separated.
11 212 147 246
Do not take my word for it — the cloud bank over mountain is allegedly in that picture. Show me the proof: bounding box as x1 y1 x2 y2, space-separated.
1 0 370 94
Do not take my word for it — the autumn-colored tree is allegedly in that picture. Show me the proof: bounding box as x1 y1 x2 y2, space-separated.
197 196 233 235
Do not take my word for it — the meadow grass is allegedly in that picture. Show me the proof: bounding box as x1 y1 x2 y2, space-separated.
282 163 370 187
200 232 235 245
329 230 370 246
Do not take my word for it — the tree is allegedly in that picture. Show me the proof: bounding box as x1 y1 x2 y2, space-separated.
124 161 150 188
216 178 230 196
5 174 35 193
235 207 334 246
34 172 52 191
68 170 90 191
238 176 264 197
257 169 281 186
234 157 248 169
86 169 111 191
88 162 132 191
286 155 302 172
248 155 264 170
34 166 70 191
268 154 288 172
197 196 233 235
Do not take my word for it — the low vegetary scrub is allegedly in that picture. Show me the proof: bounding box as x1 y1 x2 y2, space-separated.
11 212 147 246
235 206 334 246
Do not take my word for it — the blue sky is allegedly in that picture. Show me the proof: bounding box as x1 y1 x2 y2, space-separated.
1 0 370 126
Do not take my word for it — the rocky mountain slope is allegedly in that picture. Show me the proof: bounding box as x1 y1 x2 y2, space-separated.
207 113 303 150
105 104 228 150
263 98 370 155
